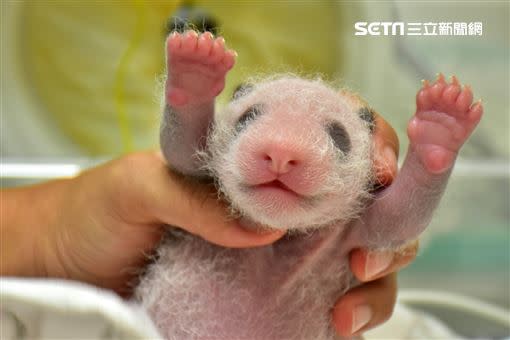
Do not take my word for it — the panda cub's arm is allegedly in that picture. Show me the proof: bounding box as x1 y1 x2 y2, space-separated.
160 31 236 177
352 75 483 249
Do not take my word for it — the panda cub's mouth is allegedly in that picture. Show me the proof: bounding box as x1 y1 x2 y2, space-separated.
251 180 303 199
257 180 293 191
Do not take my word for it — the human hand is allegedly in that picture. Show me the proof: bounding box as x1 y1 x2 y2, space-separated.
6 151 284 295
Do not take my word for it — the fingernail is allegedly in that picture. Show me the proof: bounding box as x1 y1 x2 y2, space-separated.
352 305 372 334
383 146 397 175
365 250 394 279
383 146 396 165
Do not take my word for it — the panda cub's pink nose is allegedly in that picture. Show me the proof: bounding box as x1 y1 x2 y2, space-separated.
262 147 301 175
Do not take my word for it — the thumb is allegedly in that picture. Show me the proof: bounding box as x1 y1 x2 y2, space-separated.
152 159 285 248
372 112 399 187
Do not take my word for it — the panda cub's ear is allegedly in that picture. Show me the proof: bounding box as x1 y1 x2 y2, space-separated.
232 83 254 100
358 107 376 132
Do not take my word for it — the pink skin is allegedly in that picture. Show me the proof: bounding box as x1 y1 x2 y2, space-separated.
238 119 330 198
237 129 329 211
411 73 483 174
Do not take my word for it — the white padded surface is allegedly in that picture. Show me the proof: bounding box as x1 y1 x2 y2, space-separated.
1 277 462 340
0 278 161 339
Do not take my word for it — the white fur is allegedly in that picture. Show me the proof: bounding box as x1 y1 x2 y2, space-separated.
137 230 354 340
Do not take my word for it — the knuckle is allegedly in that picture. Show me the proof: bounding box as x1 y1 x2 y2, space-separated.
113 152 155 182
380 305 395 324
396 239 420 259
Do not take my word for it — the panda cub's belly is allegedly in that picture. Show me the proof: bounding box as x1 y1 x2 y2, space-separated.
136 229 354 340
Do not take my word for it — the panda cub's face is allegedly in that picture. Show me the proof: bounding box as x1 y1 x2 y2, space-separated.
206 77 374 231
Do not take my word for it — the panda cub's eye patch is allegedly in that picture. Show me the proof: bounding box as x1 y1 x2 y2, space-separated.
326 122 351 155
235 104 264 132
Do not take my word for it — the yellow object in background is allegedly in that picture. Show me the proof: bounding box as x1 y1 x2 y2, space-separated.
22 1 179 155
20 1 341 155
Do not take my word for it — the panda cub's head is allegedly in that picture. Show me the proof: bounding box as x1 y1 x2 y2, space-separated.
204 76 375 231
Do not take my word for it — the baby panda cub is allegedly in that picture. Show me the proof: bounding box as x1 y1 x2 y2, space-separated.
136 31 484 340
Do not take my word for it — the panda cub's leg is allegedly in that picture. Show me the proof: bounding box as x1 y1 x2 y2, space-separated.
161 31 236 176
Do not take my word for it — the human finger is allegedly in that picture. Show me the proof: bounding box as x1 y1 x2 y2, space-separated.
332 273 398 337
372 112 399 187
149 152 286 248
349 240 419 282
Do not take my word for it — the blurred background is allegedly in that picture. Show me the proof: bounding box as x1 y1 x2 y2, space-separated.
1 1 509 337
